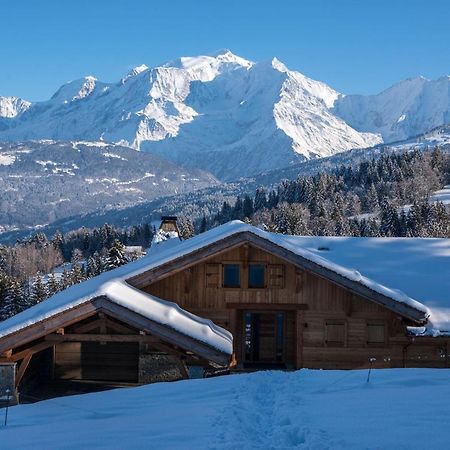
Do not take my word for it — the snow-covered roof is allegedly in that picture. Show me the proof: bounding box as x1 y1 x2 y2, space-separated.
0 221 449 349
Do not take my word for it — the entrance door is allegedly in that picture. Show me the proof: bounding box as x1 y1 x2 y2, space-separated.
244 312 284 364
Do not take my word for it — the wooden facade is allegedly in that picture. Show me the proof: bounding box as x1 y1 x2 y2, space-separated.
140 241 449 370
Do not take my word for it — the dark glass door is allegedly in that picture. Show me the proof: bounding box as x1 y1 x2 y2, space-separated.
244 312 284 363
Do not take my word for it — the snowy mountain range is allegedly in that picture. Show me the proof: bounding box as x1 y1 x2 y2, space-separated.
2 51 450 180
0 50 382 180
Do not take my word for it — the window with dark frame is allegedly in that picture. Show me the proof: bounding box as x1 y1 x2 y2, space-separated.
223 264 240 288
248 264 265 289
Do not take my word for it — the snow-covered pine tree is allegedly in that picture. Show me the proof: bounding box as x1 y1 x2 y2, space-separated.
31 274 48 305
178 216 195 240
47 272 61 296
60 268 73 289
70 264 86 284
87 251 103 277
71 248 84 265
3 277 26 318
105 239 128 271
254 187 267 211
0 270 10 320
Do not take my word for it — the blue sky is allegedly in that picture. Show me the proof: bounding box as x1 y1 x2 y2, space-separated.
1 0 449 101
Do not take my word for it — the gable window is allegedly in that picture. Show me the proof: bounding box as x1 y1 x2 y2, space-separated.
223 264 240 288
367 323 386 345
325 320 346 347
248 264 265 289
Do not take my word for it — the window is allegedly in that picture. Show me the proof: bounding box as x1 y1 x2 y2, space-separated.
248 264 265 289
325 320 346 347
367 323 386 345
223 264 240 288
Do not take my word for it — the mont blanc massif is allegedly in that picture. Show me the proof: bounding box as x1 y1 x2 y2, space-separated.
1 50 450 236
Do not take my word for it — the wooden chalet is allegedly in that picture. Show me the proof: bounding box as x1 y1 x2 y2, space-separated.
1 220 449 402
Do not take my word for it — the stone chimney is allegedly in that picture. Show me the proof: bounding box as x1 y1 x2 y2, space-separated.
159 216 181 236
151 216 182 247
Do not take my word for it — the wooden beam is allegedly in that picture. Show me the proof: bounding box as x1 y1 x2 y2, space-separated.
226 303 308 310
295 310 303 369
72 318 104 334
15 353 33 388
72 316 137 335
45 333 162 343
2 349 12 359
104 318 137 334
0 302 98 354
10 341 55 362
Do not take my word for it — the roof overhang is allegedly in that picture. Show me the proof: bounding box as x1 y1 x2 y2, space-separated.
0 296 230 367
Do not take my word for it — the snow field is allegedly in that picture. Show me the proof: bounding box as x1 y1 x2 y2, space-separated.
2 369 450 449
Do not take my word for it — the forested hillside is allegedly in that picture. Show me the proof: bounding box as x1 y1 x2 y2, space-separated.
208 149 450 237
1 148 449 321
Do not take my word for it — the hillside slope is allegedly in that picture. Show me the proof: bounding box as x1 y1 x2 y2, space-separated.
0 140 217 232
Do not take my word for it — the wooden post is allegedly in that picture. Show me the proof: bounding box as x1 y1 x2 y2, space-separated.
177 358 189 379
229 308 238 368
15 353 33 388
295 310 303 369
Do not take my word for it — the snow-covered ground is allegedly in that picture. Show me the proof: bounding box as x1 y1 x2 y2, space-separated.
2 369 450 449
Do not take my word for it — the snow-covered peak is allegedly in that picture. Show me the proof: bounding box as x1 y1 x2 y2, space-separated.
121 64 149 84
51 76 100 104
0 96 31 118
333 75 450 142
271 57 288 73
166 49 252 70
162 50 253 82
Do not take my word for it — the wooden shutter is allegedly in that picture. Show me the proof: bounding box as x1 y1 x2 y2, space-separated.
268 264 285 289
367 323 386 344
205 263 221 288
325 321 346 347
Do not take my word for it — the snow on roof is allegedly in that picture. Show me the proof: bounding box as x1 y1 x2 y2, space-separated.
1 221 449 347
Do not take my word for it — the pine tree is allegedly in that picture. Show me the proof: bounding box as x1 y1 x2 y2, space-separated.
47 272 61 296
178 216 195 240
199 215 208 233
70 264 86 284
0 270 10 320
3 277 25 318
242 195 254 219
60 268 73 289
105 239 128 271
254 188 267 211
31 274 47 305
89 251 104 277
